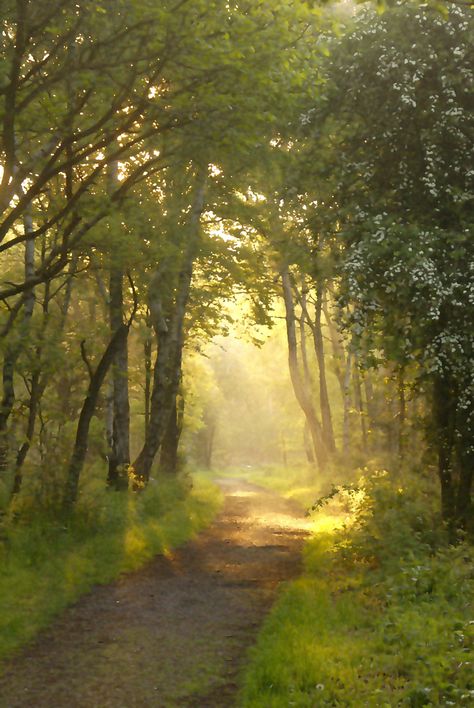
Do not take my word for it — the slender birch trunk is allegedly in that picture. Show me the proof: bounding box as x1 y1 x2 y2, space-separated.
353 356 368 454
343 351 352 456
299 307 316 464
323 300 346 397
144 310 153 438
281 267 327 470
313 286 336 453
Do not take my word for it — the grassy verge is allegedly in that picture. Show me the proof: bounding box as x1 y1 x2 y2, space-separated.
241 472 474 707
0 472 222 666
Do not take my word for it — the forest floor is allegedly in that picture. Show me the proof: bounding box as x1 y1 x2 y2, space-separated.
0 477 311 708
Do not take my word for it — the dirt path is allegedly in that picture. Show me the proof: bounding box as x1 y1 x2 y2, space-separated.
0 478 311 708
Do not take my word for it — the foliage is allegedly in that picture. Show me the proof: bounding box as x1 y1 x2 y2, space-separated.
0 0 325 519
314 1 474 381
296 1 474 522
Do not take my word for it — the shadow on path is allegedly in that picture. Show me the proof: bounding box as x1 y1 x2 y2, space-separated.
0 477 311 708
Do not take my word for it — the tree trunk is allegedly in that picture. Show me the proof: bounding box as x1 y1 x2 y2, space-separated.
159 396 183 474
432 375 456 526
303 420 315 464
281 267 327 470
0 201 35 475
10 279 49 499
313 286 336 453
105 378 114 458
454 394 473 529
132 168 207 484
107 266 130 489
323 299 346 397
364 373 376 435
343 351 352 456
11 260 77 498
197 410 216 470
11 370 45 497
299 300 317 463
133 315 180 484
107 159 130 490
397 367 406 459
144 314 152 438
203 420 216 470
456 446 473 530
64 324 129 509
353 357 368 454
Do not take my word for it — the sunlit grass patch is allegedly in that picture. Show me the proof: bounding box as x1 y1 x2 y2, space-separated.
0 473 222 667
241 540 375 707
241 476 474 707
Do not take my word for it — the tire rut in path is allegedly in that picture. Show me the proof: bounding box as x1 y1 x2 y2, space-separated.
0 478 311 708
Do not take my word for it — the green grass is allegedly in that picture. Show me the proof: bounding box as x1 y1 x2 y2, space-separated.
240 473 474 707
241 537 371 707
0 472 222 667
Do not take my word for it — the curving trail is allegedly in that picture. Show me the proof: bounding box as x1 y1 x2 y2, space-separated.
0 478 311 708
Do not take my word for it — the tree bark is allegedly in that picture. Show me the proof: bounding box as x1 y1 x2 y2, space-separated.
64 324 130 508
303 420 315 464
10 279 49 499
323 299 346 397
313 286 336 453
159 392 184 474
299 301 316 463
144 313 152 438
397 367 406 459
107 158 130 490
456 446 473 530
11 258 78 498
281 267 327 470
203 420 216 470
433 374 456 526
107 266 130 489
196 409 216 470
353 356 368 454
132 167 207 484
343 351 352 456
0 200 35 475
363 372 376 434
11 370 45 497
454 393 473 529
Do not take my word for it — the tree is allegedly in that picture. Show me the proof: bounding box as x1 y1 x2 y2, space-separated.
1 0 324 504
301 2 474 526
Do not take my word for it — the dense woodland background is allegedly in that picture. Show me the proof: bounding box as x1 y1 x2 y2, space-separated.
0 0 473 703
0 0 471 524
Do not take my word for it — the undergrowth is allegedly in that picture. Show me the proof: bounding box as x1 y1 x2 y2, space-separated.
0 472 222 667
241 470 474 707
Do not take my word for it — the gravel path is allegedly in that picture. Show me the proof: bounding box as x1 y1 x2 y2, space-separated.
0 477 311 707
